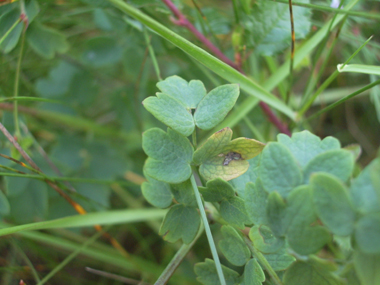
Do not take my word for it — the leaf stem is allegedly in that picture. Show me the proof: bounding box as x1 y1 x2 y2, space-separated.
143 27 162 81
244 236 283 285
190 174 226 285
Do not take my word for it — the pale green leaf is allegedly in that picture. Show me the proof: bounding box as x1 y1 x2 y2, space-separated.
354 251 380 285
156 75 206 109
354 213 380 254
337 64 380 76
243 258 265 285
194 84 239 130
143 93 195 136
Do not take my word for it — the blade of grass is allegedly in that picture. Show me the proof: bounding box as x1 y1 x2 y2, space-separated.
107 0 295 120
0 209 167 237
337 64 380 76
0 97 62 104
305 79 380 121
298 35 373 117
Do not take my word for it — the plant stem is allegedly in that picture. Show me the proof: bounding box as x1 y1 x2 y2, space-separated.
190 174 226 285
143 27 162 81
244 236 283 285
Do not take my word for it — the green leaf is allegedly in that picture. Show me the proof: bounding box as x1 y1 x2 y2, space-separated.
198 178 235 202
284 258 343 285
350 158 380 214
243 258 265 285
266 192 287 237
35 60 79 98
249 225 285 254
159 204 200 244
195 258 240 285
244 180 268 225
263 248 296 271
0 190 10 216
354 251 380 285
156 75 206 109
354 213 380 254
141 174 173 209
171 179 197 207
370 158 380 203
285 186 331 255
82 36 122 67
193 127 265 181
220 196 251 229
194 84 239 130
219 225 251 266
142 128 193 184
243 0 311 56
259 142 302 197
142 93 195 136
229 156 261 197
311 173 356 236
7 180 48 224
277 131 340 167
26 22 69 59
0 8 23 53
303 150 354 183
337 64 380 76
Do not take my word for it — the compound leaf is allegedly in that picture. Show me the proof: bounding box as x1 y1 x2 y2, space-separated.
198 178 235 202
220 196 251 229
195 258 240 285
243 258 265 285
141 173 173 209
219 225 251 266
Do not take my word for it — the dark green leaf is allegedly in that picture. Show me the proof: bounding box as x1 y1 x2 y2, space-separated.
311 173 356 236
264 248 296 271
249 225 285 254
219 225 251 266
266 192 287 237
278 131 340 167
284 258 343 285
244 179 268 225
26 22 69 59
0 190 10 216
259 142 302 197
220 196 251 229
142 128 193 184
243 0 311 56
194 84 239 130
156 75 206 109
159 204 200 244
171 179 197 207
141 173 173 209
82 36 122 66
198 178 235 202
0 8 23 53
229 156 260 197
195 258 240 285
354 251 380 285
303 150 354 183
243 258 265 285
354 213 380 254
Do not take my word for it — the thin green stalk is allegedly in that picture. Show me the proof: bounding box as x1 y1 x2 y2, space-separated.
155 223 204 285
243 117 266 142
298 35 373 117
269 0 380 20
190 174 226 285
37 228 106 285
0 18 22 46
265 56 287 100
244 236 283 285
192 129 197 150
305 79 380 121
12 239 41 283
13 24 27 137
143 27 162 81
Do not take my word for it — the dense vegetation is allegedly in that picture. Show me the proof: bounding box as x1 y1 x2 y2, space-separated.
0 0 379 284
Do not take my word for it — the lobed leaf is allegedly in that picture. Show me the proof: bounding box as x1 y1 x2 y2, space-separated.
219 225 251 266
249 225 285 254
159 204 200 244
311 173 356 236
194 258 240 285
198 178 235 202
141 173 173 209
243 258 266 285
220 196 251 229
244 179 268 225
142 128 193 184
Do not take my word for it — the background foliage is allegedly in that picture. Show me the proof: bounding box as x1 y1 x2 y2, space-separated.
0 0 379 284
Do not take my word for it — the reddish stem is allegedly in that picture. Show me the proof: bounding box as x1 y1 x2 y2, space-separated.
161 0 291 135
